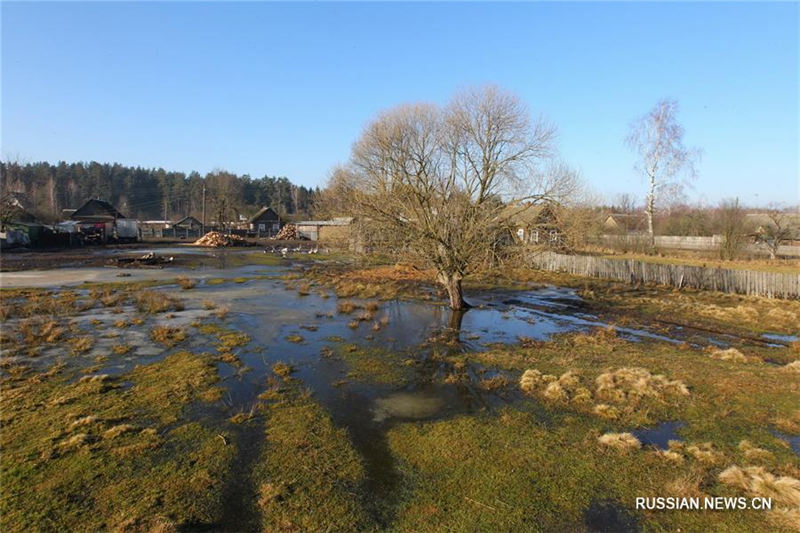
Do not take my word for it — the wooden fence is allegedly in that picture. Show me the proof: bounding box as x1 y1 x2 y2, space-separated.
528 251 800 299
599 234 800 257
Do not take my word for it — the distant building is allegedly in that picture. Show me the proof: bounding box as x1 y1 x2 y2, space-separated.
249 207 283 237
70 199 126 222
603 213 647 234
70 199 137 243
296 217 354 245
171 216 204 238
503 203 562 245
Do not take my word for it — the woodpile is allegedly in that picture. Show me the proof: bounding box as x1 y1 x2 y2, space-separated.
192 231 246 247
109 252 174 268
272 224 301 240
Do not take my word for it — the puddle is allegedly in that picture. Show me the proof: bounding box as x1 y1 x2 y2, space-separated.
584 499 640 532
631 421 686 450
771 429 800 456
762 333 799 344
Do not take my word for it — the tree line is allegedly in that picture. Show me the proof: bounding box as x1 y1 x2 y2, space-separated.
0 161 318 223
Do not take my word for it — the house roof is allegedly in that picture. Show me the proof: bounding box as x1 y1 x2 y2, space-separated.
71 199 126 220
173 216 202 227
296 217 353 227
604 213 647 230
248 207 281 223
500 203 556 226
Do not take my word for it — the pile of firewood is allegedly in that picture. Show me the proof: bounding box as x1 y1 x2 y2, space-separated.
272 224 300 240
110 252 174 268
192 231 246 247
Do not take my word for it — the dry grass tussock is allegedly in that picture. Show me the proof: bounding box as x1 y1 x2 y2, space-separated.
337 300 360 314
597 432 641 452
737 440 774 461
103 424 137 439
272 361 294 377
595 367 689 404
70 415 98 428
521 366 689 421
570 326 623 347
478 375 510 392
685 442 725 464
134 291 183 314
719 466 800 508
112 344 132 355
177 276 197 290
782 361 800 373
765 307 798 324
696 304 760 324
707 347 747 363
592 403 620 419
150 326 187 347
18 318 65 345
520 369 594 406
68 336 94 355
774 410 800 434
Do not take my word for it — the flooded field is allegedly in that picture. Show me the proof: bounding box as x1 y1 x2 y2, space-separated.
1 251 799 532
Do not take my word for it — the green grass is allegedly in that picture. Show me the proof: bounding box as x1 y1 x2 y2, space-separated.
337 345 414 385
380 334 799 531
252 382 376 531
0 351 231 531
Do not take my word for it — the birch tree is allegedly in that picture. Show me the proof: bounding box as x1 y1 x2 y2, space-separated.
626 99 700 248
343 86 575 310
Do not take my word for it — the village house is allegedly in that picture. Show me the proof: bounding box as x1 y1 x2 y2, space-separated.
602 213 647 234
504 203 562 245
249 207 283 237
296 217 354 247
170 216 204 239
70 199 138 243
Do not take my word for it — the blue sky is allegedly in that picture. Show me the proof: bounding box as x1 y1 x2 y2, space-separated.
2 1 798 206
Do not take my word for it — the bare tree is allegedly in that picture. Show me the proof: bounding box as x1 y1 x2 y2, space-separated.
717 198 746 260
342 86 575 310
626 99 700 248
754 206 796 259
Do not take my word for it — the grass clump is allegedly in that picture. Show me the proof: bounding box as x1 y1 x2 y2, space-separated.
272 361 294 377
707 347 748 362
285 334 304 344
111 344 132 355
134 291 183 314
68 336 94 355
150 326 187 347
781 360 800 373
216 332 251 352
597 432 642 452
177 276 197 290
719 466 800 507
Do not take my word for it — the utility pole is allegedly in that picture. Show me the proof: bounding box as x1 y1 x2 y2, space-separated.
202 183 206 235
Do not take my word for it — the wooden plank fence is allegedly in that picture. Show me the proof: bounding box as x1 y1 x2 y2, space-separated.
528 251 800 299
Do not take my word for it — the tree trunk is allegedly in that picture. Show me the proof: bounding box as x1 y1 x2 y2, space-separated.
647 172 656 250
439 272 470 310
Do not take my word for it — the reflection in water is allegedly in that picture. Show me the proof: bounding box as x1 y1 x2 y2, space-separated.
631 421 686 450
373 392 445 422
